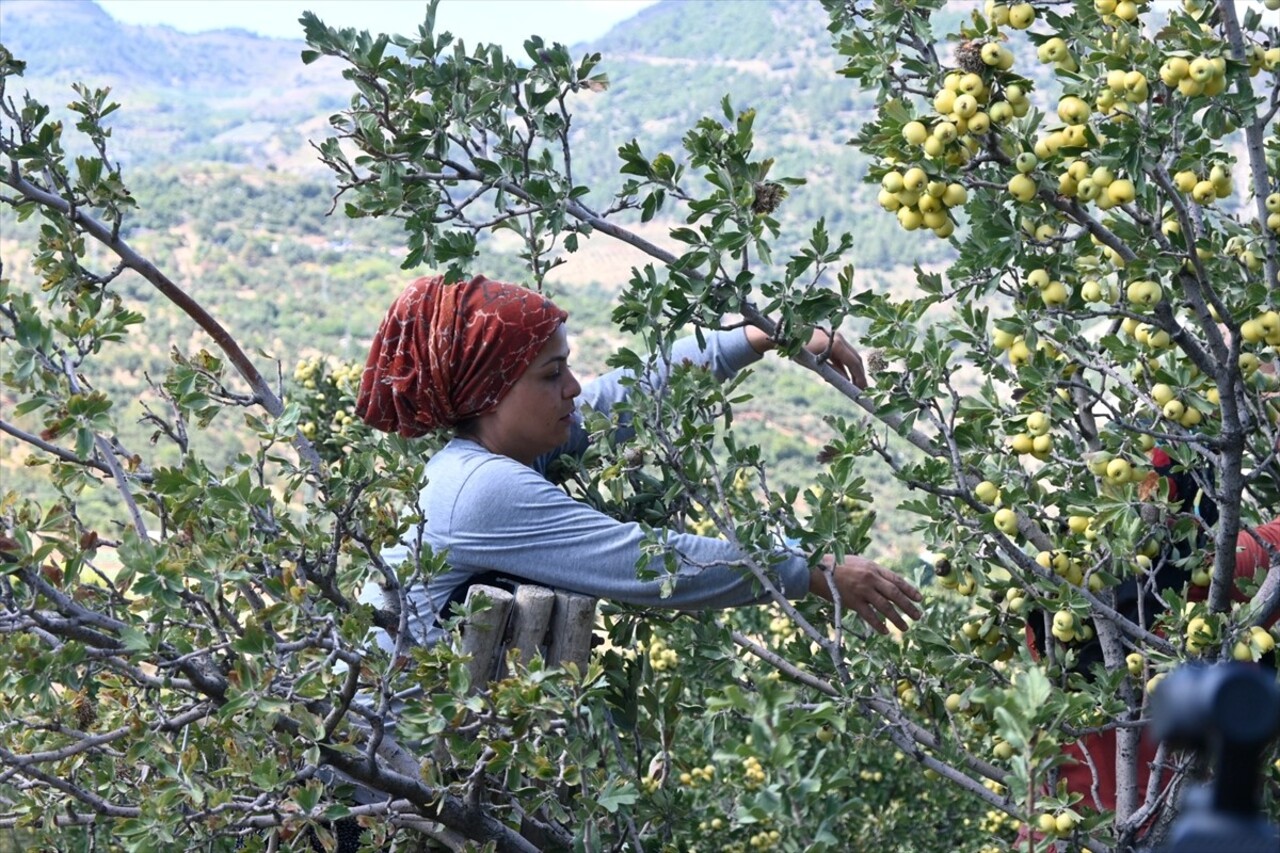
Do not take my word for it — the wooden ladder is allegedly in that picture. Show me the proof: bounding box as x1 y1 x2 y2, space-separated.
457 584 598 686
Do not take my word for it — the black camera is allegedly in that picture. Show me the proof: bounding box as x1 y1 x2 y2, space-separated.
1146 662 1280 853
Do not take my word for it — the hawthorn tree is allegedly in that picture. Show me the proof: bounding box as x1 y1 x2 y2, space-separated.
1 1 1278 852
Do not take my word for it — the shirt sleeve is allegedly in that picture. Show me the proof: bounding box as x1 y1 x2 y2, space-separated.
577 327 762 419
546 327 764 464
436 455 811 610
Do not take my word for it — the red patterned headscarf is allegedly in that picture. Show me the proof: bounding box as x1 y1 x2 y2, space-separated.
356 275 568 437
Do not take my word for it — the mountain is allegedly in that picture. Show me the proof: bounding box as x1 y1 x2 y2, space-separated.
0 0 946 268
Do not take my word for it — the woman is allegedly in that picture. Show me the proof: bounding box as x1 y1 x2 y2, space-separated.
356 274 922 649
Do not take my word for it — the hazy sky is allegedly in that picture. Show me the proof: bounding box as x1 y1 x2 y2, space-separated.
95 0 661 53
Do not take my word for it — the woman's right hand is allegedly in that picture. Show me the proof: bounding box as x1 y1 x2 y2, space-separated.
809 555 922 634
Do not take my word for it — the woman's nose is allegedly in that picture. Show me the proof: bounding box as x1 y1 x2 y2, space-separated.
565 370 582 399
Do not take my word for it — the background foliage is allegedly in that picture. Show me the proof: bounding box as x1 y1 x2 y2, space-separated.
1 0 1278 852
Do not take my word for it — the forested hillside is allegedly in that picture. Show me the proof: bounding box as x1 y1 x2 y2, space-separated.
0 0 948 562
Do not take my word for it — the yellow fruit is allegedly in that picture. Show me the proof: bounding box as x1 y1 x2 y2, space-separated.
903 121 929 145
1055 813 1078 834
942 183 968 207
1126 652 1144 676
1041 281 1068 306
1126 280 1162 306
1160 57 1190 86
1107 178 1136 205
903 167 928 191
994 508 1019 535
1008 174 1037 203
934 89 957 115
1178 76 1205 97
1191 180 1216 204
1008 2 1035 28
1010 433 1034 454
975 480 1000 504
1189 56 1214 82
1105 457 1132 483
1057 95 1090 125
1026 411 1051 436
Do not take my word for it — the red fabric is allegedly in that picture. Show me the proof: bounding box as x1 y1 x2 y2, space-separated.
356 275 567 437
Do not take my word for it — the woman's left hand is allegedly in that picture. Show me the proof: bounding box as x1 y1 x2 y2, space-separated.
805 329 867 389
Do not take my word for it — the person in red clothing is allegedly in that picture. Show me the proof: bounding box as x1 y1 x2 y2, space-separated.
1026 446 1280 819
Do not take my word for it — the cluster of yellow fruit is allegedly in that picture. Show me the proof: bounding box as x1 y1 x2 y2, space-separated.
1085 451 1148 487
1170 163 1234 207
1056 159 1142 213
1036 549 1100 591
984 2 1037 29
741 754 767 789
856 768 885 782
959 617 1010 660
695 816 726 834
747 829 782 850
978 807 1020 837
935 560 978 596
1051 610 1095 645
645 636 680 672
678 763 717 788
1184 614 1216 654
1001 409 1055 462
1241 309 1280 346
1036 811 1079 837
895 677 921 708
1148 381 1206 430
877 166 968 239
767 612 798 644
1263 193 1280 235
1158 54 1231 99
1232 625 1278 662
1222 235 1268 274
686 502 719 537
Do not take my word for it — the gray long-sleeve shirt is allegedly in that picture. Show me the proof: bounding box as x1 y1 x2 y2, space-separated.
374 329 812 648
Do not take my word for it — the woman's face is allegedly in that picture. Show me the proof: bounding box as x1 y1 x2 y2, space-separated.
472 324 581 464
